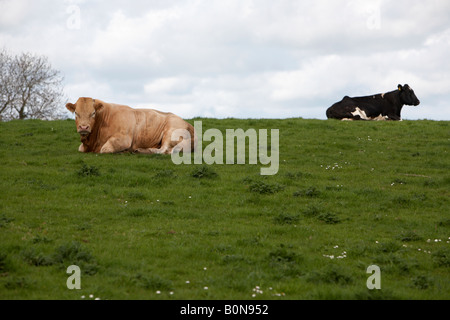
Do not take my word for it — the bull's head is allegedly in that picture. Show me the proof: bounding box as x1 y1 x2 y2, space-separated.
66 97 103 136
398 84 420 106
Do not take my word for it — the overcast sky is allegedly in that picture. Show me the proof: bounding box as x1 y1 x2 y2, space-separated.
1 0 449 120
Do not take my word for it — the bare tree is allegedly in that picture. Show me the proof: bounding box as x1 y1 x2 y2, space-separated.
0 49 66 121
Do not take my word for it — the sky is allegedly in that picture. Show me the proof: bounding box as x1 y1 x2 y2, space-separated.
1 0 450 120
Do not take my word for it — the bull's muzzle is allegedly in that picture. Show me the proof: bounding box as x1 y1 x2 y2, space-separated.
78 125 91 136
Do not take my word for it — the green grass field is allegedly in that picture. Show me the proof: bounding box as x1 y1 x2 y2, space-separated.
0 118 449 300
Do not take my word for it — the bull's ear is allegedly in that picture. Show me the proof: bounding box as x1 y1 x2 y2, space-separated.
66 103 76 112
398 84 402 91
93 100 104 111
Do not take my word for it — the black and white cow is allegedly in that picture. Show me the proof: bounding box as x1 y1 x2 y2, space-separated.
326 84 420 121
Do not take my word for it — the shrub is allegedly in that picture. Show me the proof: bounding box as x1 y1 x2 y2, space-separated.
22 248 53 266
249 180 284 194
433 248 450 267
52 241 98 275
0 214 14 228
267 245 303 278
411 275 433 290
273 213 300 225
77 163 100 177
191 165 218 179
268 246 299 264
133 273 173 291
317 212 341 224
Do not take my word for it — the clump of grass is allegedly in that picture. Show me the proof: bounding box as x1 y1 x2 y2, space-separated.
0 253 8 271
4 276 35 289
0 214 14 228
126 208 152 217
317 212 341 224
31 235 52 244
432 248 450 267
191 165 218 179
378 241 402 253
373 253 418 274
21 248 53 266
247 180 284 194
52 241 98 275
267 245 303 278
438 219 450 227
75 222 92 231
53 241 93 264
301 205 340 224
354 288 399 300
411 275 433 290
268 245 300 264
222 254 248 265
302 205 321 217
392 178 407 185
273 213 300 225
307 264 353 285
392 195 412 207
77 163 100 177
126 191 146 200
21 241 98 272
133 273 173 291
153 169 176 179
285 171 312 179
293 187 321 198
397 230 422 242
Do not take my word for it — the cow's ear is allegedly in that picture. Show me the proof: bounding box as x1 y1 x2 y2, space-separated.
66 103 76 112
93 100 104 111
398 84 402 91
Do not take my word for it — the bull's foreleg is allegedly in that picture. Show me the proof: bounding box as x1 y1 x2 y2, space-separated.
134 147 170 154
79 143 88 152
100 135 132 153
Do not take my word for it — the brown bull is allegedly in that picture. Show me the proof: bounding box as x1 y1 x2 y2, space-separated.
66 97 196 154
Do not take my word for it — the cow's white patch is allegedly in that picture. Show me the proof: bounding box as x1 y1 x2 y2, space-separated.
341 118 353 121
370 114 388 121
351 107 369 120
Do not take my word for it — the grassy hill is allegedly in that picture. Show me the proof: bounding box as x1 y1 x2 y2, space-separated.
0 118 449 300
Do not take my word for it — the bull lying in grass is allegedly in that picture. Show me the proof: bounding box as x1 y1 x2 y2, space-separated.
66 97 196 154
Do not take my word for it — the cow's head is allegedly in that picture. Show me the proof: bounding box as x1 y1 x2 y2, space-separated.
398 84 420 106
66 97 104 136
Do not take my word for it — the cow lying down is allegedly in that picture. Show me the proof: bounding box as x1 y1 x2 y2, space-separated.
66 97 196 154
326 84 420 121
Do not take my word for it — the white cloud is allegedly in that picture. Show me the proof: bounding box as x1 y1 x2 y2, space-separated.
1 0 450 120
0 0 29 28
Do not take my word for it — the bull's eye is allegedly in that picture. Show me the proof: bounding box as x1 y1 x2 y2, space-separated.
74 112 80 118
91 111 96 118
